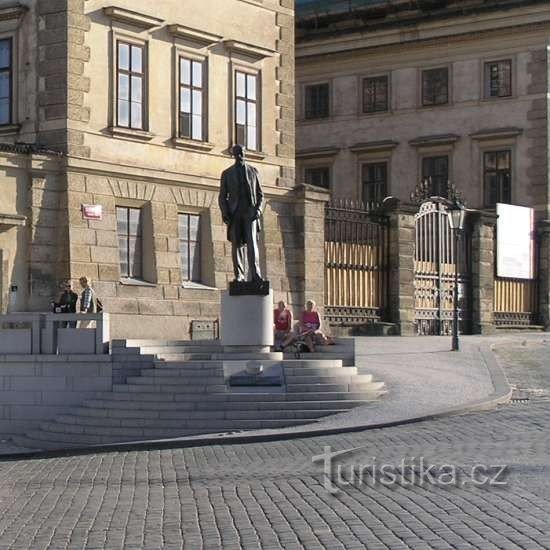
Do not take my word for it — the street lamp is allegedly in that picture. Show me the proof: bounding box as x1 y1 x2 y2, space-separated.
447 201 466 351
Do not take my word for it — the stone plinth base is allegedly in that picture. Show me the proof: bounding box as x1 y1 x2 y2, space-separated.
221 289 274 348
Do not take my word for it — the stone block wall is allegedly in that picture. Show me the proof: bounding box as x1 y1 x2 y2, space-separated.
0 355 112 437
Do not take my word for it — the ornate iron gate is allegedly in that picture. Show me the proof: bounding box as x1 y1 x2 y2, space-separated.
414 200 471 335
324 200 389 325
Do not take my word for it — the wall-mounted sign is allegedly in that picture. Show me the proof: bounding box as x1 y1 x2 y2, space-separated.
496 203 535 280
82 204 103 221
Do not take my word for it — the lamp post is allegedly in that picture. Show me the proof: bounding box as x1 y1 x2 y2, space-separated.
447 201 466 351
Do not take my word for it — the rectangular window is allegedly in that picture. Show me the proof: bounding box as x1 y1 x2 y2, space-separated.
179 57 205 141
363 76 388 113
422 156 449 198
485 60 512 98
484 150 512 207
305 83 329 119
116 206 143 279
362 163 387 206
117 41 145 129
304 166 330 189
0 38 12 125
235 71 259 151
422 67 448 106
179 213 201 283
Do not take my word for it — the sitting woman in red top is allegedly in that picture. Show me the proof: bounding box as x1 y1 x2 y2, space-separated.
273 300 293 351
282 299 333 352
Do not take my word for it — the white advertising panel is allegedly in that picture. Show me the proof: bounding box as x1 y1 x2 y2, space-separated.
496 203 535 279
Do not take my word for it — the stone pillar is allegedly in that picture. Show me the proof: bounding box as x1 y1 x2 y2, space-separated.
538 220 550 329
293 184 329 314
470 210 497 335
387 205 416 336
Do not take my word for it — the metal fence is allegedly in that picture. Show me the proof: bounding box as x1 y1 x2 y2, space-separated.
324 200 389 325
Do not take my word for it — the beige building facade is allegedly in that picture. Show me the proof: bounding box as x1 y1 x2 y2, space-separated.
296 0 550 331
0 0 326 339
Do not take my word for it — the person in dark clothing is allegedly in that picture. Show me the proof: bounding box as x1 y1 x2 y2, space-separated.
54 281 78 328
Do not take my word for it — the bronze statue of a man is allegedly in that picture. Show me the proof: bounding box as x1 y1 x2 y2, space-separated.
218 145 265 282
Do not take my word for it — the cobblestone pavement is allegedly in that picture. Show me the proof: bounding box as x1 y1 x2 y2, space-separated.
0 340 548 549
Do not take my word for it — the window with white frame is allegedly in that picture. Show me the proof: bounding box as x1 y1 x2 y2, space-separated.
235 71 259 151
117 41 145 129
179 212 201 283
179 57 205 141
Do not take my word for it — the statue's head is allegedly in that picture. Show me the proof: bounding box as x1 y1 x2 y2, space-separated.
232 144 245 163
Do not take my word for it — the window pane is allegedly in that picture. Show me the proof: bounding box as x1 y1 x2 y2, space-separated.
180 113 191 138
485 152 497 170
116 208 128 233
128 208 142 236
118 43 129 71
236 124 245 145
247 102 256 126
179 213 189 234
236 99 246 124
192 61 202 88
247 125 257 151
190 243 201 282
188 215 200 241
180 244 189 280
236 72 246 97
0 100 9 125
131 45 142 74
131 102 142 129
181 58 191 86
181 88 191 113
118 74 129 100
192 90 202 116
497 151 510 170
0 40 10 69
118 100 129 127
131 76 142 103
192 115 202 141
129 237 142 278
247 74 256 100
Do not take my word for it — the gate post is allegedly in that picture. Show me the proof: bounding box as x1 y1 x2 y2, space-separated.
538 220 550 329
293 183 329 315
470 210 497 334
387 205 416 335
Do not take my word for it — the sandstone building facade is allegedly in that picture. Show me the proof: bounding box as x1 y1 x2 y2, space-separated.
296 0 550 330
0 0 326 339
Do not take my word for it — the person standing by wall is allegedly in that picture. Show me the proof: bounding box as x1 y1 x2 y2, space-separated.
78 276 96 328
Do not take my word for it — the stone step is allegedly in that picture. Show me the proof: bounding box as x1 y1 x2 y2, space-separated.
154 353 214 361
115 382 228 394
283 366 358 376
286 382 384 393
55 408 345 427
284 374 373 385
81 398 374 412
129 375 226 386
40 417 315 437
153 360 223 367
141 368 224 378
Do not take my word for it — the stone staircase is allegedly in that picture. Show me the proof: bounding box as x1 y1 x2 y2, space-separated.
13 338 385 450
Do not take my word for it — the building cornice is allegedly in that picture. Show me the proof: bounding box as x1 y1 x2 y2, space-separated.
296 147 340 159
297 4 550 60
350 140 399 154
409 134 460 147
103 7 164 30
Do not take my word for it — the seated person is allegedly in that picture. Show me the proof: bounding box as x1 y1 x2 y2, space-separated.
273 300 292 351
282 299 334 352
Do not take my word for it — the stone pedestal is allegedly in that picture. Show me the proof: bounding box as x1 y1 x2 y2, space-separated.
220 289 274 352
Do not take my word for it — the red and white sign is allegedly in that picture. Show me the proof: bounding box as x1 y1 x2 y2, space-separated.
81 204 103 221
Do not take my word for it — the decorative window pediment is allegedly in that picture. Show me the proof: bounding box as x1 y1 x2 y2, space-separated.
103 7 164 30
224 40 275 61
168 24 222 47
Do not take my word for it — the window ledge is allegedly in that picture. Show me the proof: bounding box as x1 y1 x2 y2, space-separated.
103 6 164 29
182 282 218 291
470 127 523 141
297 146 339 160
0 124 21 136
172 137 215 152
109 127 155 141
223 40 275 60
167 24 222 47
119 278 156 287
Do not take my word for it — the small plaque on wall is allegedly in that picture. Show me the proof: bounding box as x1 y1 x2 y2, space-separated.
82 204 103 220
